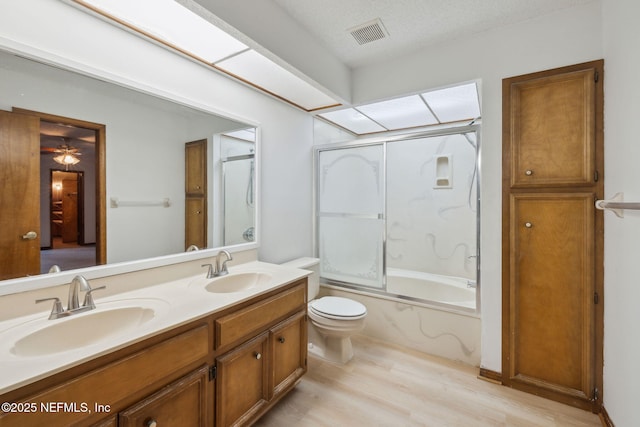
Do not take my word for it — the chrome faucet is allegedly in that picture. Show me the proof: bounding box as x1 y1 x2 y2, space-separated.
68 275 91 310
35 275 106 320
201 250 233 278
216 250 233 276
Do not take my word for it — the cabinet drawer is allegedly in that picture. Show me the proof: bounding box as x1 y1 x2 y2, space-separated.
119 366 208 427
0 324 209 427
216 283 306 349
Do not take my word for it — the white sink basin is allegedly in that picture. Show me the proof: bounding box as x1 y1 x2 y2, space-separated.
193 272 273 293
6 299 167 357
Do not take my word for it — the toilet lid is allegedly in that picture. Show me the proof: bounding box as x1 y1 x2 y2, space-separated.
310 296 366 318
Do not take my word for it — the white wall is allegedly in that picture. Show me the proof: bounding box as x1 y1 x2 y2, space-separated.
601 1 640 425
0 0 315 266
352 1 604 374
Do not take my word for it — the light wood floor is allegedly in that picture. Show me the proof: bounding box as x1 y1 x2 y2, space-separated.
255 335 602 427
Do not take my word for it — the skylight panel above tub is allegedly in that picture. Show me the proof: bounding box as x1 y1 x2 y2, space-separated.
421 83 481 123
318 82 480 135
356 95 439 130
320 109 387 134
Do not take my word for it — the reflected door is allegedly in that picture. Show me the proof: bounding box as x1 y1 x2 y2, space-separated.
0 110 41 279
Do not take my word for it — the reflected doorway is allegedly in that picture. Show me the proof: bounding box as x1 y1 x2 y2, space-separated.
39 122 98 273
13 107 107 276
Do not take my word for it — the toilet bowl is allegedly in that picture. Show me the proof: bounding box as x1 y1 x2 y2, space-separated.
281 257 367 364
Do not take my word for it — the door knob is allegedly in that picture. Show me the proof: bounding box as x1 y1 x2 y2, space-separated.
22 231 37 240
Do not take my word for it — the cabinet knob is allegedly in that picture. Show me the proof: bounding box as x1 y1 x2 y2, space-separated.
278 337 286 343
195 210 201 214
525 222 533 228
254 352 262 360
525 170 533 176
146 419 157 427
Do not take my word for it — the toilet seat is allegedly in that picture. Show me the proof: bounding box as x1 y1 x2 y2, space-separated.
309 296 367 320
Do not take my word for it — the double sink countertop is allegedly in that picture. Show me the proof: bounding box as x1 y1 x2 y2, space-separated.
0 261 310 395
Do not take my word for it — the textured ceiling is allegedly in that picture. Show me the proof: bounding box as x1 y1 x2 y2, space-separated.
272 0 596 68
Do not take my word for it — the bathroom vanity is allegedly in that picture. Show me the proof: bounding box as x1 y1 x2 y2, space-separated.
0 262 308 427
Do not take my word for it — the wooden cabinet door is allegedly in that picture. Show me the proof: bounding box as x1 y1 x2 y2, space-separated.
509 193 595 400
216 332 269 427
507 68 597 188
119 367 209 427
503 60 604 411
185 139 207 249
185 197 206 249
185 139 207 196
270 311 307 399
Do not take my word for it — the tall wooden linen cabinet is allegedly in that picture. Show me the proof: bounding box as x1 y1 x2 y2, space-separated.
185 139 207 250
501 60 604 412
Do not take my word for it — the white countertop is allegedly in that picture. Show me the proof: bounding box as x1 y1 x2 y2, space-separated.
0 261 309 395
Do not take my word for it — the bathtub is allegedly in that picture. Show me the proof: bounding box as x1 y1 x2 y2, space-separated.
385 268 476 309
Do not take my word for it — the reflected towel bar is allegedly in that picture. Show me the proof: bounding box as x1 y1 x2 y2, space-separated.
595 192 640 218
110 197 171 208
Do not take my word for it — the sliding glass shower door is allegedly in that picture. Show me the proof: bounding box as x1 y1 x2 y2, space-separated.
317 144 385 289
316 126 480 311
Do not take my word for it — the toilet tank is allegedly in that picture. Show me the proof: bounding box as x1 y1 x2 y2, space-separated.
281 257 320 301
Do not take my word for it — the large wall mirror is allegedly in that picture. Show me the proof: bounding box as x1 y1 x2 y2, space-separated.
0 49 259 284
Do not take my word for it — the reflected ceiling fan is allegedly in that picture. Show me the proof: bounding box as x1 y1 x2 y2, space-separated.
41 137 82 170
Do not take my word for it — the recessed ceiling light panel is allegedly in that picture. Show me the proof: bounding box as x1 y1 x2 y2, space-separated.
421 83 481 123
319 109 386 134
357 95 438 130
216 50 338 111
76 0 249 63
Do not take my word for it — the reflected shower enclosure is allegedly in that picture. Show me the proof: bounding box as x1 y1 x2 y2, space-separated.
316 127 479 311
217 130 256 246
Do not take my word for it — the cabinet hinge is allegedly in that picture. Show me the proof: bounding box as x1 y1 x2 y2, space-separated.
594 70 599 83
209 365 217 381
591 387 599 402
594 292 599 304
594 170 599 182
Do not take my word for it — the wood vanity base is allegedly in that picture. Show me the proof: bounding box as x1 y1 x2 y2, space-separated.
0 279 308 427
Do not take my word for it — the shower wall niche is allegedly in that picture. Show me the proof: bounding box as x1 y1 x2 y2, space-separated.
316 127 479 311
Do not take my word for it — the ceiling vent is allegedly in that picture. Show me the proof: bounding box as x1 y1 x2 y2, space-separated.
348 18 388 45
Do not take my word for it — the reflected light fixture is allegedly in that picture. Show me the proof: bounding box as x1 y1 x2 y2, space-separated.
52 140 81 170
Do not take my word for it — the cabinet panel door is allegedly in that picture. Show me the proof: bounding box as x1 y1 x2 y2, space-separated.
185 197 206 249
119 366 209 427
185 139 207 196
508 68 596 187
216 332 269 427
509 193 595 398
271 311 307 398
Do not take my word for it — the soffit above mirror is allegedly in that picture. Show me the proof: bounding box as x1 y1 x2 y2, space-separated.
72 0 341 112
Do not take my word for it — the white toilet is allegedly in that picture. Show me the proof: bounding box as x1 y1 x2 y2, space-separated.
282 257 367 364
